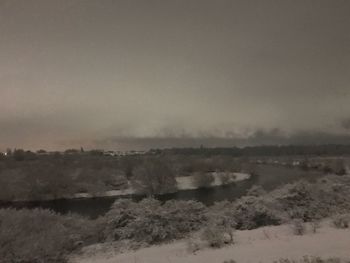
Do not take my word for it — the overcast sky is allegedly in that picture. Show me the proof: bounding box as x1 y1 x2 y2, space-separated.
1 0 350 150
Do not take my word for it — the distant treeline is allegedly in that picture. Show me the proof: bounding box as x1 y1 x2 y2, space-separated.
3 145 350 161
154 144 350 157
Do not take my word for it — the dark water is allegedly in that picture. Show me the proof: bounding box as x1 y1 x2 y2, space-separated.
2 165 323 219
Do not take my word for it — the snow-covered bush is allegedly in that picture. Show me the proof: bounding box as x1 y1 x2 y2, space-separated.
231 195 282 230
246 185 266 197
201 224 228 248
272 178 350 222
310 220 321 233
0 208 95 263
291 219 306 235
186 238 201 254
332 214 350 229
209 201 237 227
104 198 207 245
103 174 350 247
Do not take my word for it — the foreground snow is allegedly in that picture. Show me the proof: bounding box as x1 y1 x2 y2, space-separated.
71 221 350 263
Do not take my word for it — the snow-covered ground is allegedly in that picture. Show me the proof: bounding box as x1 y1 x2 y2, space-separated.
74 172 251 199
70 221 350 263
176 172 250 190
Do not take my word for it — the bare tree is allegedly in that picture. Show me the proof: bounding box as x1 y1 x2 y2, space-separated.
131 159 177 195
192 172 214 188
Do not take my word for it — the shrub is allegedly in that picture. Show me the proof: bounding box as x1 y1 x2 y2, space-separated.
104 198 207 245
270 179 350 222
192 172 215 188
209 201 237 228
213 175 350 232
201 225 228 248
186 238 201 254
310 220 321 233
131 159 177 195
232 195 281 230
0 208 95 263
332 214 350 229
246 185 266 197
291 219 306 235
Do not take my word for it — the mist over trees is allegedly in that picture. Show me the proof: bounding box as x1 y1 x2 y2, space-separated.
156 144 350 157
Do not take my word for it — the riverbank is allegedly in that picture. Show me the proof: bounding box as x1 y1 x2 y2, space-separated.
70 220 350 263
74 172 250 198
3 172 250 203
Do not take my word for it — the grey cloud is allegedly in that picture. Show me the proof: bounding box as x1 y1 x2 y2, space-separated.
0 0 350 150
341 118 350 130
68 129 350 151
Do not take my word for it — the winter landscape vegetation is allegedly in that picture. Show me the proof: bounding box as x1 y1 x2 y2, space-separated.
1 146 350 262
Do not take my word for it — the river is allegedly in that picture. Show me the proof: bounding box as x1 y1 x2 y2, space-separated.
1 165 323 218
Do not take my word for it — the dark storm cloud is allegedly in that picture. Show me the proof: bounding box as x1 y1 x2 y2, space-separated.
74 130 350 151
0 0 350 150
